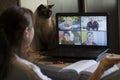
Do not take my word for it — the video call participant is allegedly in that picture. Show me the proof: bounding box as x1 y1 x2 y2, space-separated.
59 17 73 30
82 32 96 45
61 31 74 44
87 17 99 31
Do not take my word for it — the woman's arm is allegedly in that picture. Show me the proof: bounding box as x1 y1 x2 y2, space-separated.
88 62 104 80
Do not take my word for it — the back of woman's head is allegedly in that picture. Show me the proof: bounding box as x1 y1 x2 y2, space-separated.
0 6 33 80
0 6 33 47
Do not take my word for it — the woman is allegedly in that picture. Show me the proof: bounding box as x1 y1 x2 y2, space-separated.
61 31 74 45
0 6 119 80
82 32 96 45
0 6 51 80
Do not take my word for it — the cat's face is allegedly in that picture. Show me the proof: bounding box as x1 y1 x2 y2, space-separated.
37 4 54 18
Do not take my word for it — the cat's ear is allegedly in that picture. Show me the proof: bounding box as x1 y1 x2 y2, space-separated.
38 4 45 10
48 4 54 9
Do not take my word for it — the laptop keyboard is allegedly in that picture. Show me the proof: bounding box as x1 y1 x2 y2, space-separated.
46 47 107 57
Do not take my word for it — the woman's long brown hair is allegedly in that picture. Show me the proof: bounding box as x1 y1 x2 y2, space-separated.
0 6 33 80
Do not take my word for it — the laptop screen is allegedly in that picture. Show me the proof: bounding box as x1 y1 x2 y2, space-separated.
56 13 108 47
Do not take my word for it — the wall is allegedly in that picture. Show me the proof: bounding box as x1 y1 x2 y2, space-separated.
0 0 18 14
48 0 79 16
0 0 47 13
118 0 120 52
20 0 47 13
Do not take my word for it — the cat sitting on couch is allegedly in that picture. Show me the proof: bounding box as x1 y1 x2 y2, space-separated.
31 4 57 52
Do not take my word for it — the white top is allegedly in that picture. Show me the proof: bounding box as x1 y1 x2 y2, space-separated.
6 54 52 80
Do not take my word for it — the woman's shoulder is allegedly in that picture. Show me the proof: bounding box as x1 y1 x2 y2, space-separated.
7 55 42 80
92 42 96 45
8 55 51 80
81 42 87 45
11 54 35 70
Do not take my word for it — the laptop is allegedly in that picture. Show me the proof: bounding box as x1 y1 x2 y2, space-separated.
44 13 109 61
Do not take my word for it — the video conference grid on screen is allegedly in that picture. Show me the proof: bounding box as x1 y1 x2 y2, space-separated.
58 15 107 46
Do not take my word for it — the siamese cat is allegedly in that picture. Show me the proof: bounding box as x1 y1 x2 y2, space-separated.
31 4 56 51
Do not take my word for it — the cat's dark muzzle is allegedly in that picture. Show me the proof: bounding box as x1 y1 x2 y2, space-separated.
38 10 52 18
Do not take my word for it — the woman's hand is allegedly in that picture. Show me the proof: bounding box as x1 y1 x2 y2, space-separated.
88 53 120 80
99 53 120 71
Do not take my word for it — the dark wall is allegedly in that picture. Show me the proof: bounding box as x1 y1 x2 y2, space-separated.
0 0 18 14
79 0 119 53
119 0 120 52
